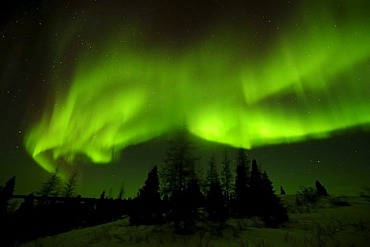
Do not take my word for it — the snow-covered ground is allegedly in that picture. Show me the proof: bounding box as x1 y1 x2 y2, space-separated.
19 196 370 247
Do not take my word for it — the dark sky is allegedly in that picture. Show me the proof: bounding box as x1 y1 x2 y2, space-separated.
1 0 369 198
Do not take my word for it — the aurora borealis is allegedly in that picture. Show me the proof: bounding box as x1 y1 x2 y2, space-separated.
1 1 370 197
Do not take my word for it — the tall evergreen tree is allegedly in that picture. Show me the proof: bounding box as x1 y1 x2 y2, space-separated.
161 126 198 195
234 148 250 217
140 166 160 201
186 177 203 209
206 154 218 188
38 168 61 197
62 170 78 198
0 176 15 216
99 190 105 200
260 171 288 227
206 158 225 223
183 177 203 227
160 126 200 233
315 180 329 197
280 186 286 195
117 182 125 200
137 166 161 224
249 159 263 216
250 159 262 187
220 151 233 207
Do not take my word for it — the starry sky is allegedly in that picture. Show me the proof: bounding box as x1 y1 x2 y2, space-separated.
1 0 369 198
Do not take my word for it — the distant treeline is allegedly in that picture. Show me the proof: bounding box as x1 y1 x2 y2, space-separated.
1 183 136 245
1 128 293 245
126 128 289 233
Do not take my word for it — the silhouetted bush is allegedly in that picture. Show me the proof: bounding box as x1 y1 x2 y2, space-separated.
296 187 319 206
360 186 370 200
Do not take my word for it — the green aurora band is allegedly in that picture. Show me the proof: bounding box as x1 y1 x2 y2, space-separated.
25 2 370 175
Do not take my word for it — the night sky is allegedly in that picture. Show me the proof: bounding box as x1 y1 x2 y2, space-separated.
1 0 369 198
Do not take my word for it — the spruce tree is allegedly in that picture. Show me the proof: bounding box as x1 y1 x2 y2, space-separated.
117 182 125 200
249 159 263 216
161 126 198 195
138 166 161 224
62 171 78 198
220 151 233 209
206 154 218 188
260 171 288 227
280 186 286 195
315 180 329 197
0 176 15 216
184 177 203 226
160 126 200 233
206 155 224 221
38 168 61 197
234 148 250 217
140 166 160 203
99 190 106 200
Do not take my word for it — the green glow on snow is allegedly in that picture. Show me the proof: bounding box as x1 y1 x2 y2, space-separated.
25 2 370 174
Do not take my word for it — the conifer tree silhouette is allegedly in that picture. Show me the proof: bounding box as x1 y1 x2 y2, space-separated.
38 168 61 197
138 165 161 224
206 154 218 188
234 148 250 217
260 171 288 227
160 126 200 233
117 182 125 200
0 176 15 217
161 126 198 195
99 190 106 200
62 170 78 198
315 180 329 196
206 155 225 222
280 186 286 195
220 151 233 212
249 159 263 216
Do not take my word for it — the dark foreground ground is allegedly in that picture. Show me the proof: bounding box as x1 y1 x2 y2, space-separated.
19 196 370 247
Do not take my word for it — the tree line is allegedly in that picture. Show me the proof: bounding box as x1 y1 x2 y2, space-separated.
0 175 134 246
0 127 290 245
129 128 288 233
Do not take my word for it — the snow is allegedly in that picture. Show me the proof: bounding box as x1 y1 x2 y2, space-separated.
18 196 370 247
